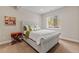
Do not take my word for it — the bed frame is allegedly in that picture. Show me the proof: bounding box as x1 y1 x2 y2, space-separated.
23 33 60 53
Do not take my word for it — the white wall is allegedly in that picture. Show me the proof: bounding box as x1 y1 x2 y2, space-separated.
0 6 41 44
42 6 79 42
0 7 21 44
19 8 41 27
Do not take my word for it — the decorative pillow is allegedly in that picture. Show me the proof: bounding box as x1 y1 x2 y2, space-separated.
31 25 35 31
24 26 27 31
36 27 40 30
25 31 30 38
24 25 32 38
24 25 29 31
28 25 32 31
35 24 41 31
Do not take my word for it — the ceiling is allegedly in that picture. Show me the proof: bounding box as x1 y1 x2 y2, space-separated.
19 6 64 14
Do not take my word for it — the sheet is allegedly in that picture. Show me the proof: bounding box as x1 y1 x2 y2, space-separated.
29 29 60 45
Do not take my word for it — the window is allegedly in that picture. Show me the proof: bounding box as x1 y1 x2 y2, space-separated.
47 16 59 28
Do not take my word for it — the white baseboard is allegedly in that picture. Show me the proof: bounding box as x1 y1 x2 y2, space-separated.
60 37 79 43
0 40 12 45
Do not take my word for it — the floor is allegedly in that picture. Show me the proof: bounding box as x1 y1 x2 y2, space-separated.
0 39 79 53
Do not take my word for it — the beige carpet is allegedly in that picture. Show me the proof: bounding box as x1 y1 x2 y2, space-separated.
0 39 79 53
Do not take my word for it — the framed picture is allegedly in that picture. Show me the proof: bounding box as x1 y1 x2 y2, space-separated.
5 16 16 25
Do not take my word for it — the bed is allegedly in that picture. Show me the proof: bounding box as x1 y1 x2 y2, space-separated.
23 28 61 53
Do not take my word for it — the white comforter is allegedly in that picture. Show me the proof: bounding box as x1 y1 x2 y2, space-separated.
29 29 59 45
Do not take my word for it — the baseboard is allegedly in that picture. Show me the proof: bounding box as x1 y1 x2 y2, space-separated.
60 37 79 43
0 40 12 45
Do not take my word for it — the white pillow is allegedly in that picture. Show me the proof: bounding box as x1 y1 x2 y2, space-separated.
35 25 41 30
36 27 40 30
31 25 35 31
24 31 26 34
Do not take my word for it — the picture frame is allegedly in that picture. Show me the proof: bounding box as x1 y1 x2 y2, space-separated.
4 16 16 25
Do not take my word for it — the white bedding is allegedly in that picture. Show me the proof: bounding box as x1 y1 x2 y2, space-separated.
29 29 60 45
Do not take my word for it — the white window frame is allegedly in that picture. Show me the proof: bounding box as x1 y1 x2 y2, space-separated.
46 16 59 29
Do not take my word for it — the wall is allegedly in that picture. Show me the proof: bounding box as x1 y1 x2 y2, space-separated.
42 6 79 42
19 8 41 28
0 7 21 44
0 6 41 44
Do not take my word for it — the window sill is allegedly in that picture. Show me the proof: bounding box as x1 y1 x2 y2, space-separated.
47 28 61 30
